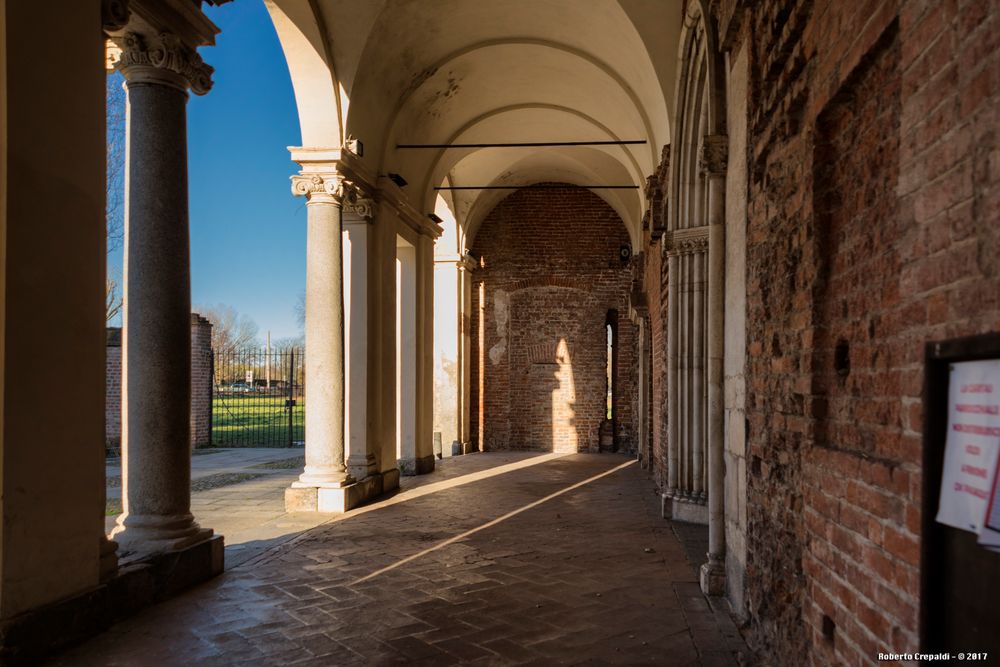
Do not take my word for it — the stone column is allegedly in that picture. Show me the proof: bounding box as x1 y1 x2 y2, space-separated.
110 31 214 554
701 134 728 596
290 169 354 492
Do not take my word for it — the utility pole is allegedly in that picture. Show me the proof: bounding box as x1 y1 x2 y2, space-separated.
266 330 271 390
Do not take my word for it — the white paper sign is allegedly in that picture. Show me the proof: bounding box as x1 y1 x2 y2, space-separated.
979 449 1000 550
936 360 1000 534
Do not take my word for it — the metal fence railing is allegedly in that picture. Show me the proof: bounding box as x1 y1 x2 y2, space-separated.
211 347 304 448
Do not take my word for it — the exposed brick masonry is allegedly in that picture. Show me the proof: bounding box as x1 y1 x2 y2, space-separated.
470 185 638 453
105 315 214 451
701 0 1000 664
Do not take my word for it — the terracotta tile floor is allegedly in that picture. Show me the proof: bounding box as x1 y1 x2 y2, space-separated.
53 452 747 666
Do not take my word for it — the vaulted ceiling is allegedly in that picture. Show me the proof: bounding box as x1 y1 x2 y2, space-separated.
265 0 684 248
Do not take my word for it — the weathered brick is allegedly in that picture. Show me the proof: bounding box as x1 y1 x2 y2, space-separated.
469 185 638 454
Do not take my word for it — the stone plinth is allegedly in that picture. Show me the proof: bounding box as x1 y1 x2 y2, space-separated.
285 469 398 513
662 493 709 524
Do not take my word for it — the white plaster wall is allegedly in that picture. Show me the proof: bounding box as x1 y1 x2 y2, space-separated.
723 42 749 618
433 263 459 451
2 0 106 616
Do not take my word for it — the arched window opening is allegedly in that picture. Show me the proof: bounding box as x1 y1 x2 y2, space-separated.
601 309 619 452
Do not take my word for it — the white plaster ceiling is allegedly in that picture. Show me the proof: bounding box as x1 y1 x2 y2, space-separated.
266 0 684 247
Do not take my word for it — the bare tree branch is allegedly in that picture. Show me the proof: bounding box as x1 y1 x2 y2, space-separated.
106 73 126 255
294 290 305 332
106 73 126 322
196 304 261 352
106 277 122 322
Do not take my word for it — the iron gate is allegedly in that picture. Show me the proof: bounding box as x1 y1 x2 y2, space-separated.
211 347 304 447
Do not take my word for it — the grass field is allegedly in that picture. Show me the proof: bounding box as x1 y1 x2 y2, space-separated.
211 394 304 447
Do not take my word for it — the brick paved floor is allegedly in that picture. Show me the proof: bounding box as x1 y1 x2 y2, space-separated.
55 452 747 666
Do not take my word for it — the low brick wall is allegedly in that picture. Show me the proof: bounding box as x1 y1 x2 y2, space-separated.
105 314 214 452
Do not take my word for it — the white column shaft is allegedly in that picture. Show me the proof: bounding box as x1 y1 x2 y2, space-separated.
298 194 351 487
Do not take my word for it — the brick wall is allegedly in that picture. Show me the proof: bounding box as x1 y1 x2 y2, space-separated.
105 315 214 452
470 185 638 453
105 329 122 451
190 314 213 449
708 0 1000 663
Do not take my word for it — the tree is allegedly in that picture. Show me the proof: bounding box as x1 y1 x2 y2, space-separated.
106 73 126 321
106 277 123 321
294 290 305 331
196 304 261 352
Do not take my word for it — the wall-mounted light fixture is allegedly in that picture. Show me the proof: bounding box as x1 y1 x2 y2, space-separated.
345 136 364 157
387 173 407 188
427 213 443 224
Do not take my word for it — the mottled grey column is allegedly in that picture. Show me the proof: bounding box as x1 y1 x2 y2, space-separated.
292 172 353 488
111 58 211 554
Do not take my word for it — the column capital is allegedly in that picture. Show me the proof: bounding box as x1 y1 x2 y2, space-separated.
458 254 478 272
291 172 344 202
105 0 219 94
343 196 377 221
699 135 728 175
434 253 477 271
288 146 378 208
111 30 214 94
291 171 375 213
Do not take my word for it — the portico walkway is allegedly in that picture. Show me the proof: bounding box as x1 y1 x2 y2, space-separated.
56 453 746 666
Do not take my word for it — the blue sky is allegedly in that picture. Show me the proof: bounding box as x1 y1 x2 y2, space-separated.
109 0 305 340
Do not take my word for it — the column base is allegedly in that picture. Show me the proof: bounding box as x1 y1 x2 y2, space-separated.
293 470 355 488
285 468 398 513
661 493 709 524
398 454 435 476
110 514 214 558
700 555 726 596
347 453 378 481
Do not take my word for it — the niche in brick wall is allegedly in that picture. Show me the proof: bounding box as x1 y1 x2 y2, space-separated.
812 23 902 458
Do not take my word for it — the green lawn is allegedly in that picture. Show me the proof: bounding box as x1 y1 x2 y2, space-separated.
211 394 304 447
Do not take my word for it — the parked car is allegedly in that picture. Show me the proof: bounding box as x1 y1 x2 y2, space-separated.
226 381 254 393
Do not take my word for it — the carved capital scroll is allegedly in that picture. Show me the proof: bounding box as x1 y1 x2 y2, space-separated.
114 31 214 95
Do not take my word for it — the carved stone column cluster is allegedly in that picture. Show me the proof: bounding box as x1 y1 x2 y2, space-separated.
106 1 218 558
661 133 728 597
665 229 710 520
